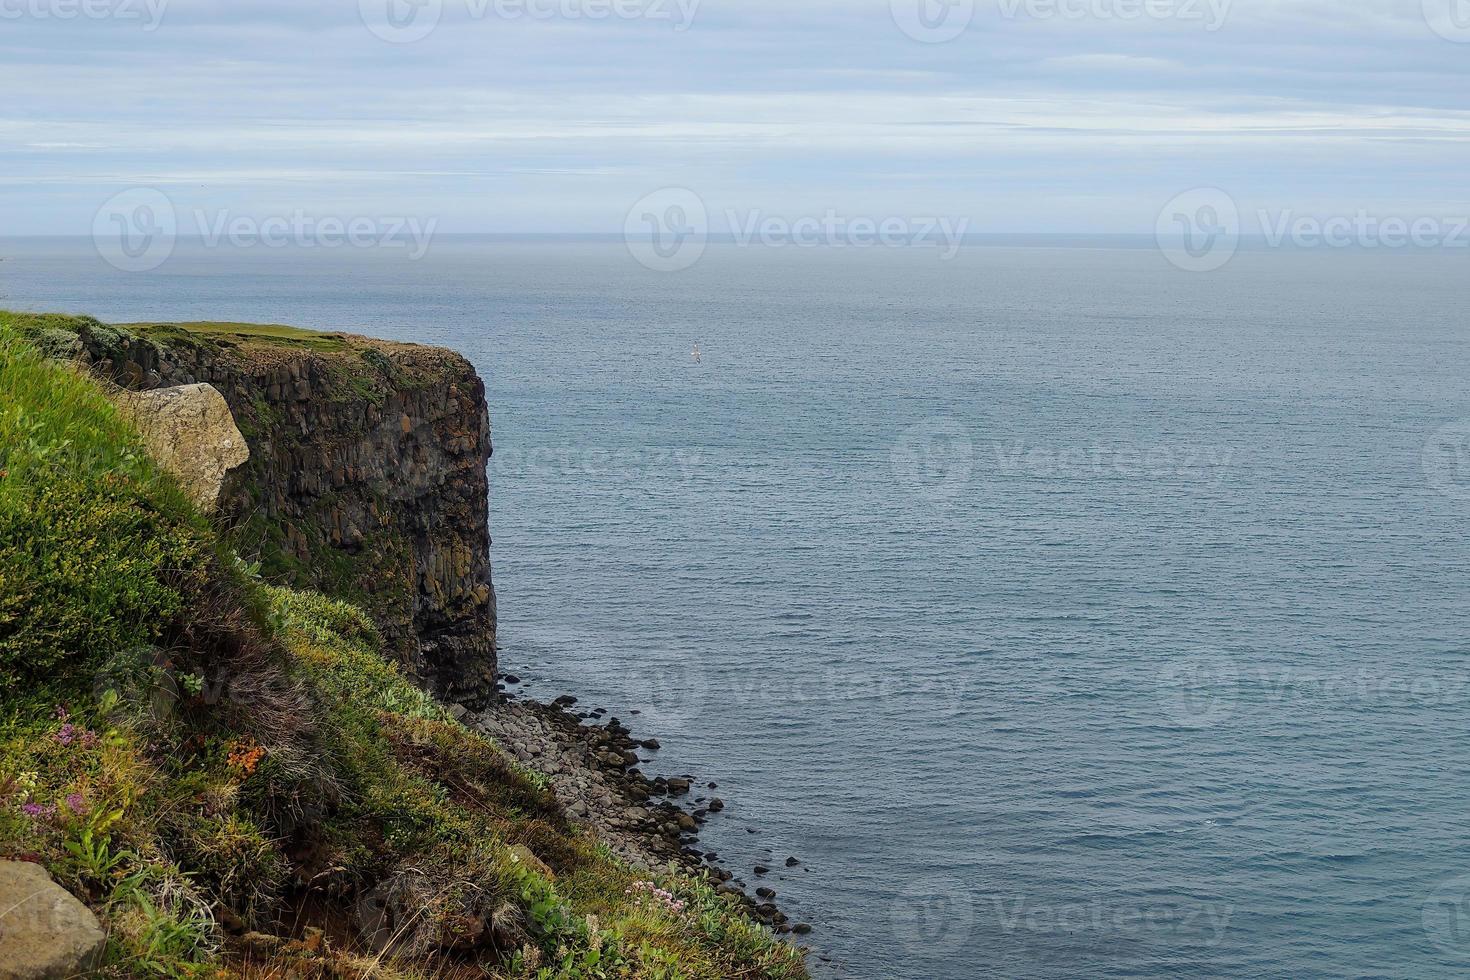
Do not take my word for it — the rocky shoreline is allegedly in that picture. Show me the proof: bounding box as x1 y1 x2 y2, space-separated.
467 677 813 941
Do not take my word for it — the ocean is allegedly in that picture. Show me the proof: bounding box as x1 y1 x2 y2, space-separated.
5 238 1470 979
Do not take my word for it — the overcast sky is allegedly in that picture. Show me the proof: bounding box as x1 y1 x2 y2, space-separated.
4 0 1469 235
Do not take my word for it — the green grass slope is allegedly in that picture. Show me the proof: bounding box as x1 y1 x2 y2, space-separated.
0 315 807 980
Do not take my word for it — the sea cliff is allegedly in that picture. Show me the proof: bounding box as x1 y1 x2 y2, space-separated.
55 317 498 706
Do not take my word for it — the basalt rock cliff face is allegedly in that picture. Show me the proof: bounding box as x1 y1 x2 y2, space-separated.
68 319 497 705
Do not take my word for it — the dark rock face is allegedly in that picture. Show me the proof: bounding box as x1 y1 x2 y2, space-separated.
75 322 497 705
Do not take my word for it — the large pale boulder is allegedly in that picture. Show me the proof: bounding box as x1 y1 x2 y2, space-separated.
115 383 250 512
0 860 107 979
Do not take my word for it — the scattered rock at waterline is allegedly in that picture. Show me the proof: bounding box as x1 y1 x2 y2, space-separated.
0 860 107 979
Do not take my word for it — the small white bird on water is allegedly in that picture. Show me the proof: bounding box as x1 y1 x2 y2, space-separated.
691 344 702 364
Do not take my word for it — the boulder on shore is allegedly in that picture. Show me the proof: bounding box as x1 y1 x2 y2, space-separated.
0 860 107 979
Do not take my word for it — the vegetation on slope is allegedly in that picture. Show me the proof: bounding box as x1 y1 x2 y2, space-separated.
0 316 807 979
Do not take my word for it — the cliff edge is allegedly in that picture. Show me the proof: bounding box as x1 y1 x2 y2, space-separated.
33 315 497 705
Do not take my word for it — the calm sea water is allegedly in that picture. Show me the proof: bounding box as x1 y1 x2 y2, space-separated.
6 239 1470 979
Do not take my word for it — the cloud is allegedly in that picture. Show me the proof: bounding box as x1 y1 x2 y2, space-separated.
1038 54 1182 71
0 0 1465 234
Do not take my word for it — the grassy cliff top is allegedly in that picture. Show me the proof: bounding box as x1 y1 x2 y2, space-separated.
0 316 806 979
120 321 354 353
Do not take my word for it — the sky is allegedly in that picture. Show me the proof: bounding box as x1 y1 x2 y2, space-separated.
3 0 1469 236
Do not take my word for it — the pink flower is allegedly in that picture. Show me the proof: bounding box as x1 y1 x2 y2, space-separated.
55 723 76 747
65 793 85 813
21 802 43 817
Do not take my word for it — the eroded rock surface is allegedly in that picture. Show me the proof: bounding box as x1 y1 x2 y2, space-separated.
115 383 250 512
0 860 106 980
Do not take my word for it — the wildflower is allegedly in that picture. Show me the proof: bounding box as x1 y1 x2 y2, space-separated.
627 880 688 915
55 724 76 747
54 706 69 722
21 802 43 818
65 792 85 813
15 771 38 792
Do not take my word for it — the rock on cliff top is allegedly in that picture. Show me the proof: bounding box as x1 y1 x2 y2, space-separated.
114 383 250 512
